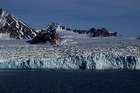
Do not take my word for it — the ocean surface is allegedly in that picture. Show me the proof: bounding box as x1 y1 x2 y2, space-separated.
0 70 140 93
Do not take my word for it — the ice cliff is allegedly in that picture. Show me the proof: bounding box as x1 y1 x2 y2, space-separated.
0 42 140 70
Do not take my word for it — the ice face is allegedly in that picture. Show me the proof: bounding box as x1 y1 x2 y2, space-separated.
0 39 140 70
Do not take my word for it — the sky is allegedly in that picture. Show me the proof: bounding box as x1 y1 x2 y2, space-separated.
0 0 140 36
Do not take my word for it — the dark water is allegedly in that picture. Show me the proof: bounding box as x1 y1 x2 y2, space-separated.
0 70 140 93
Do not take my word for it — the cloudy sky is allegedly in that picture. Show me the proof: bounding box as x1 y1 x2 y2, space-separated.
0 0 140 36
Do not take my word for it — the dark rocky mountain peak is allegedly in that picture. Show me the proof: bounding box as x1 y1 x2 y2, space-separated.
0 8 37 39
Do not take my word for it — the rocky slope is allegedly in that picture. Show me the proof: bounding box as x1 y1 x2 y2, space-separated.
28 23 59 44
0 8 36 39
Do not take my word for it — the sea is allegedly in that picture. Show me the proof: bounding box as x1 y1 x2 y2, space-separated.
0 70 140 93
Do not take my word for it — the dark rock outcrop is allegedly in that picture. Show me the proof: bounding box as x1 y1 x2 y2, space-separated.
88 28 117 37
0 8 37 39
73 29 88 34
73 27 117 37
28 23 59 44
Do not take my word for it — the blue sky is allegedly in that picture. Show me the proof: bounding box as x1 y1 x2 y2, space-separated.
0 0 140 36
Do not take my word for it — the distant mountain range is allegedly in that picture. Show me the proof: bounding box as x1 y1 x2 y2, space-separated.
1 8 136 42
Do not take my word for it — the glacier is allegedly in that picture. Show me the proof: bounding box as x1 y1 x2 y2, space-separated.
0 41 140 70
0 29 140 70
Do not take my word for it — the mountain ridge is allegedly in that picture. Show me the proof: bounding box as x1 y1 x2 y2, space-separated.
0 8 37 39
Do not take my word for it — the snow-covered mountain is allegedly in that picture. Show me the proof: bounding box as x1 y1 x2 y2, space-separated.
0 8 36 39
